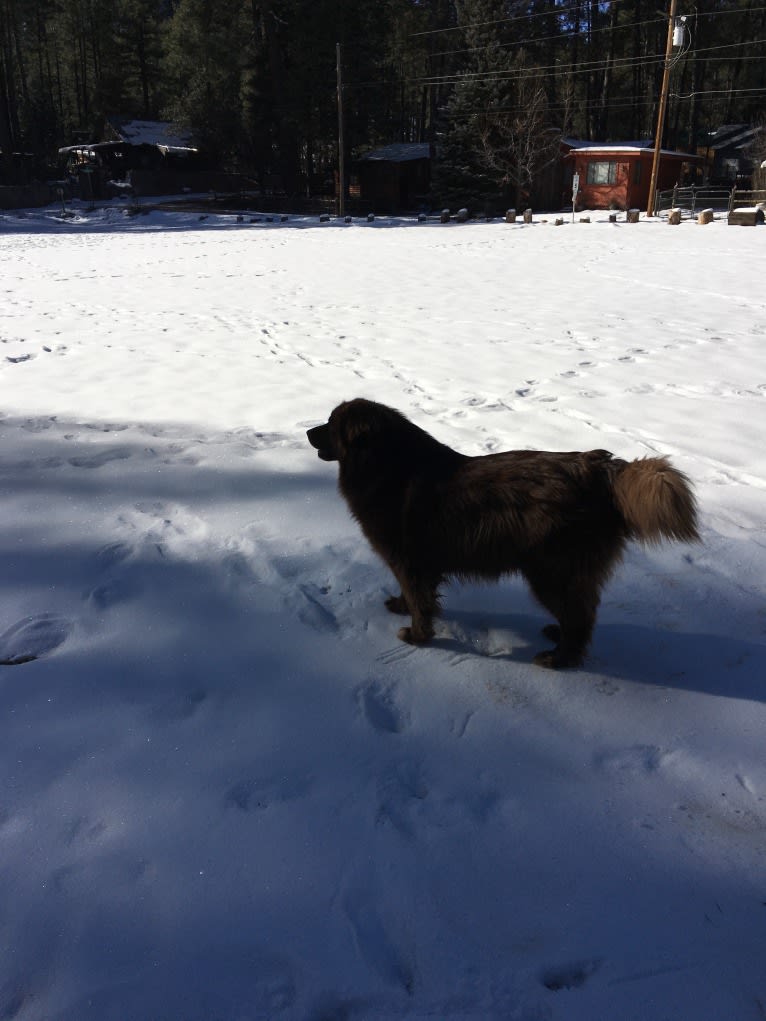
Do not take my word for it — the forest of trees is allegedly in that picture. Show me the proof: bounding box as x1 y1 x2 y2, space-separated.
1 0 765 202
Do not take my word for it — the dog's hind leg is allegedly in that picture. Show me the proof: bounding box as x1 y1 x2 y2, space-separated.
525 566 599 669
534 601 596 668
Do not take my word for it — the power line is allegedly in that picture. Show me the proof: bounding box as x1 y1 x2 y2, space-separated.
410 0 766 42
693 4 766 19
417 82 766 119
404 36 766 90
347 25 766 99
409 0 632 39
348 48 766 91
427 15 661 62
671 85 766 100
409 49 666 88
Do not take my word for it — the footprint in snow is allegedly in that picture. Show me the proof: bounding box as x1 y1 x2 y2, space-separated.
375 764 428 835
221 551 258 588
341 885 415 994
225 773 311 812
86 542 140 609
594 744 669 775
0 613 72 665
68 447 133 469
85 421 130 433
541 958 602 991
358 680 408 734
95 541 134 570
150 688 208 725
21 416 56 432
64 815 109 846
126 501 210 553
87 576 139 610
298 583 339 633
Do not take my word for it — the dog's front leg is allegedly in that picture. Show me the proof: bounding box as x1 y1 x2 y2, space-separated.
389 566 439 644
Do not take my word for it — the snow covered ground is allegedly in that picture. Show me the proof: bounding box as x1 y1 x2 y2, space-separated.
1 203 765 1021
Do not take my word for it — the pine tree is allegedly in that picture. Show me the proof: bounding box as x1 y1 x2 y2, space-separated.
431 0 514 211
163 0 246 165
432 0 560 211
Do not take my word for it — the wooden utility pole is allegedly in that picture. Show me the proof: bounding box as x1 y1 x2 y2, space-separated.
647 0 679 216
336 42 345 218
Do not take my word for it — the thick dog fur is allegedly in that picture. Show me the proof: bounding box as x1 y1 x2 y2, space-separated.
307 398 699 668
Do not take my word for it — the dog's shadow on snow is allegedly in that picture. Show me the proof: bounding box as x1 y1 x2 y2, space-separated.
427 605 766 704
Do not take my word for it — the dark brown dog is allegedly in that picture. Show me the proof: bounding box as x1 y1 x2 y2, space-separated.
307 398 698 668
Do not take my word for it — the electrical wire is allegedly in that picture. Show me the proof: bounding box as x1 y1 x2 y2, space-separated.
671 85 766 100
427 15 662 62
403 36 766 89
409 0 633 38
410 0 766 40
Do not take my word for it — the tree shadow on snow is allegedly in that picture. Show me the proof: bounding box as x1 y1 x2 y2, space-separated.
1 412 765 1020
0 205 441 238
1 409 763 713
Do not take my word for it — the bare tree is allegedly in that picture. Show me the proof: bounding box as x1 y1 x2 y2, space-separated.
474 58 561 208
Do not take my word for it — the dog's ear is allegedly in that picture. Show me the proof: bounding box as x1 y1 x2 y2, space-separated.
342 417 373 446
328 401 365 455
331 399 393 459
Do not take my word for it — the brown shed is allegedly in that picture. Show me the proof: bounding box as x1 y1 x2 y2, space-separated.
567 145 702 211
355 143 431 213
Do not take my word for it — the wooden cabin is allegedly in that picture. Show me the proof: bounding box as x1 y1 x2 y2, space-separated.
567 145 702 211
355 143 431 213
58 119 209 198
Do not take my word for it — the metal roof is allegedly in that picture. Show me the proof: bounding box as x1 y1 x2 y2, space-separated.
570 145 700 160
107 118 196 151
359 143 430 163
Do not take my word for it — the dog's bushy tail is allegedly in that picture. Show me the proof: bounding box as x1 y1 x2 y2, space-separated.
612 457 699 545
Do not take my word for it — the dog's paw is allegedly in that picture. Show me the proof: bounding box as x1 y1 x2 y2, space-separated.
397 625 432 645
385 595 409 615
533 647 584 669
533 649 561 669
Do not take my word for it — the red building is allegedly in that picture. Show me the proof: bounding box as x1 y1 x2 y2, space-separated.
567 145 702 211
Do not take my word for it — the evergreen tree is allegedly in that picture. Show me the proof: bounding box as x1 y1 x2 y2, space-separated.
163 0 247 165
115 0 167 117
432 0 561 211
2 0 765 193
431 0 514 210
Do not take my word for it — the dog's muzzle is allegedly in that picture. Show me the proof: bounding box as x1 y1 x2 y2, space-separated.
307 423 337 461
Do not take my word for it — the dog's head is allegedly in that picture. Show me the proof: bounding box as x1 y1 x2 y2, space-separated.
307 399 403 463
306 420 337 461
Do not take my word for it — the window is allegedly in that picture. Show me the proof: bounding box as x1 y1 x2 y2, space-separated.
586 160 618 185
